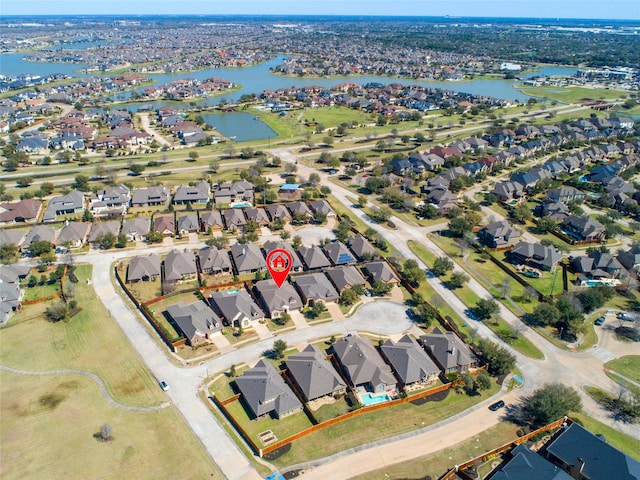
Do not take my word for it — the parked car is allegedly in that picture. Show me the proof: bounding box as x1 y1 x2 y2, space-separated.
159 380 169 391
489 400 505 411
595 316 605 326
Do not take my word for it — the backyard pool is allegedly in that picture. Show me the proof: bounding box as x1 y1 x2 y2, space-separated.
227 289 240 295
230 201 251 208
360 392 393 406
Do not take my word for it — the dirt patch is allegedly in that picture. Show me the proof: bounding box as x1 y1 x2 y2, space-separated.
263 442 291 461
37 392 67 411
58 380 80 391
410 389 450 405
115 376 145 396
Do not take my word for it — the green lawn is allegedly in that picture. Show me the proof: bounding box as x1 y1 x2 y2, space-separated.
605 356 640 382
349 421 521 480
517 85 630 104
0 265 164 407
0 372 220 480
269 379 501 468
126 277 162 303
312 396 352 423
21 279 61 302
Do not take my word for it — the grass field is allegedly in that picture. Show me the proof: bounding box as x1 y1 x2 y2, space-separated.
0 372 221 480
517 85 630 104
605 355 640 382
0 265 164 407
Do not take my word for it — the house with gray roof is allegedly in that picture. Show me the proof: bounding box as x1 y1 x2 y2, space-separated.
325 266 366 293
230 242 266 274
478 220 521 248
0 281 23 324
380 335 440 388
548 187 586 204
56 221 90 247
244 207 270 227
324 241 356 265
297 245 331 270
617 247 640 273
265 204 292 223
545 422 640 480
253 279 303 318
164 249 198 282
507 241 562 272
561 215 606 242
131 186 170 207
173 181 210 205
166 300 222 347
223 208 247 231
153 215 175 236
213 180 254 206
286 344 346 402
177 214 199 235
419 327 478 374
287 201 312 221
127 254 161 282
263 240 303 271
348 233 376 260
308 199 336 217
492 181 525 205
209 288 264 328
200 210 224 232
235 359 302 420
89 185 131 217
294 273 339 305
42 191 85 222
0 229 27 247
24 225 57 246
571 251 628 280
490 444 573 480
198 246 232 275
121 217 150 242
331 334 396 393
363 261 399 284
88 220 120 243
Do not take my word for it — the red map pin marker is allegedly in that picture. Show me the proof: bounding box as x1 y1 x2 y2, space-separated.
266 248 293 288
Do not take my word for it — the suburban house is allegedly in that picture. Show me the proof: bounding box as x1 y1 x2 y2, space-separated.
419 328 478 374
489 444 573 480
198 246 232 275
0 281 23 324
230 242 266 274
266 204 292 223
127 254 161 282
223 208 247 231
323 241 356 265
42 190 85 222
308 199 336 217
163 249 198 282
121 217 150 242
363 261 399 284
277 183 302 201
263 240 303 271
88 220 120 243
165 300 222 346
200 210 224 232
253 279 303 318
507 242 563 272
56 221 91 247
538 199 571 222
492 181 525 205
297 244 331 270
348 233 376 260
571 251 628 280
177 214 199 235
285 344 346 402
380 335 441 388
478 220 521 248
408 151 445 171
287 201 313 220
422 186 459 213
235 359 302 420
547 187 586 203
24 225 57 246
294 272 339 305
0 199 42 225
153 215 176 236
0 229 26 247
173 181 210 205
544 422 640 480
131 186 170 207
244 207 270 227
617 247 640 273
561 215 606 242
331 334 397 393
89 185 131 217
214 180 254 206
209 288 265 328
325 266 366 293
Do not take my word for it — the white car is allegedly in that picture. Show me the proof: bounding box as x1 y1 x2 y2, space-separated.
159 381 169 391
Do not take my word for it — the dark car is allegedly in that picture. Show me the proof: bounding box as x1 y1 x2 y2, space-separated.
489 400 505 411
595 316 605 326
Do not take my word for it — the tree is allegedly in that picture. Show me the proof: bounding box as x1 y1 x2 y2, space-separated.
308 172 320 187
45 302 70 323
97 423 113 442
334 221 352 243
473 298 500 322
448 271 469 289
273 311 291 327
209 161 220 173
0 244 19 264
475 370 492 391
73 174 89 191
527 302 559 327
307 301 327 319
146 230 164 244
16 176 33 187
536 216 558 233
448 216 473 238
414 303 436 328
339 288 359 306
129 163 145 176
272 339 288 360
292 235 302 250
371 280 393 296
28 240 53 257
511 204 533 224
432 256 455 277
356 194 367 208
402 259 426 286
188 151 199 162
523 383 581 427
320 185 331 197
96 232 116 250
115 234 128 249
476 338 516 375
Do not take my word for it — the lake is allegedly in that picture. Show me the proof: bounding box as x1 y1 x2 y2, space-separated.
199 112 277 142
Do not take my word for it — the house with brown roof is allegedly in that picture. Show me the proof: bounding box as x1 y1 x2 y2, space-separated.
56 221 90 247
0 199 42 225
199 210 224 232
363 261 399 284
153 215 175 236
348 233 376 260
325 266 366 293
253 279 303 318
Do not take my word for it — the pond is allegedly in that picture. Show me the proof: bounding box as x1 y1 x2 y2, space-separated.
199 112 277 142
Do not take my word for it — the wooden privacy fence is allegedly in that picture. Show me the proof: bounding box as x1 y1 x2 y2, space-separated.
22 293 60 305
439 416 572 480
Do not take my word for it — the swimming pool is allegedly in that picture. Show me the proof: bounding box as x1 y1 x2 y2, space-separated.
360 392 392 406
230 201 251 208
227 289 240 295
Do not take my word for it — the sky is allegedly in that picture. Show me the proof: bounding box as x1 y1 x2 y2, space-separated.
2 0 639 20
